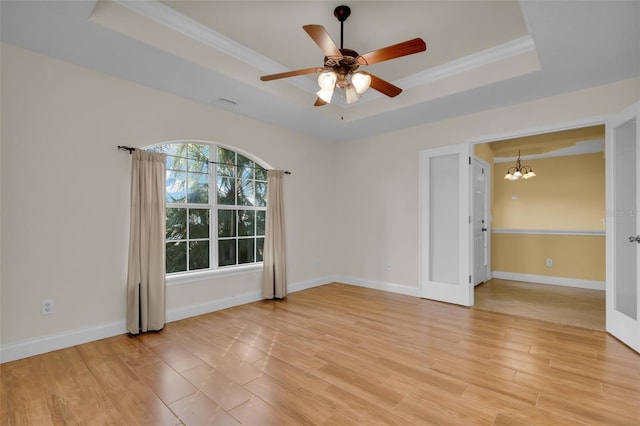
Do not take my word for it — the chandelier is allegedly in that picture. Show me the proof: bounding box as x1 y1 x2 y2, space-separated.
504 151 536 180
316 70 371 104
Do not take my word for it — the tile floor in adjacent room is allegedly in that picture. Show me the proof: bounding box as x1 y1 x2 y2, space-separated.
473 278 606 331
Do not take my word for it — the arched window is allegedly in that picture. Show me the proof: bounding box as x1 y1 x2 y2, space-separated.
148 142 268 274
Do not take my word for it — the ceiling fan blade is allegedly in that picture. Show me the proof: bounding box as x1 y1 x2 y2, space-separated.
260 67 322 81
364 72 402 97
314 97 327 107
356 38 426 66
303 24 343 59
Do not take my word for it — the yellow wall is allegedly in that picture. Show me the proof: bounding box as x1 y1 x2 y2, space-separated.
491 152 605 281
493 152 605 230
491 234 605 280
474 143 495 165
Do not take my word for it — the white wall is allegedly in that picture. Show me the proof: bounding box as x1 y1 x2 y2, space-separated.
0 44 336 361
333 77 640 294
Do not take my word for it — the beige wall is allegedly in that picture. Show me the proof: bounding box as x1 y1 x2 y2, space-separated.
0 43 336 349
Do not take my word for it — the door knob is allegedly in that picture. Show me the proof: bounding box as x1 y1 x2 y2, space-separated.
481 228 488 232
629 235 640 243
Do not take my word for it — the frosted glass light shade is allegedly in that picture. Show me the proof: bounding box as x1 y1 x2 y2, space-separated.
346 85 360 104
318 72 337 90
352 72 371 94
316 88 334 103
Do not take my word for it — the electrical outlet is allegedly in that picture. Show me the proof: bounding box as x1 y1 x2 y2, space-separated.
546 259 553 267
42 299 54 315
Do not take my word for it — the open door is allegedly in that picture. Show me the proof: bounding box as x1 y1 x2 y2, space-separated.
471 157 490 285
606 101 640 353
419 144 472 306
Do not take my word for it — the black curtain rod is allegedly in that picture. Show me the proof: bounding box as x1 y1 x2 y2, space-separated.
118 146 291 175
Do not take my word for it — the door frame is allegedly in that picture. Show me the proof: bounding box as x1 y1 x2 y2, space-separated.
465 115 608 296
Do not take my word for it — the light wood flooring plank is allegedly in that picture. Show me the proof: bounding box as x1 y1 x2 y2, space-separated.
2 283 638 425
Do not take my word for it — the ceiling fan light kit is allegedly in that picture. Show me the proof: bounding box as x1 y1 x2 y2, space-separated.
260 4 426 106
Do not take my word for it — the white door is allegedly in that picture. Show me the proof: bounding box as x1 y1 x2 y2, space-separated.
606 101 640 353
472 157 490 285
419 144 472 306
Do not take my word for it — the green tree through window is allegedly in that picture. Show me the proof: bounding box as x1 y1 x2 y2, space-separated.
148 143 267 274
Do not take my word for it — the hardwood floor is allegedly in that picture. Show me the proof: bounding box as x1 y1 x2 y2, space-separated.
474 279 606 331
2 283 639 425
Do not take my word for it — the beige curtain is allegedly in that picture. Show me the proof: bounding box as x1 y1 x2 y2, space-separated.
262 170 287 299
126 150 167 334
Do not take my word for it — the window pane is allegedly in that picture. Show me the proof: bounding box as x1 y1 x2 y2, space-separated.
216 147 235 177
238 179 254 206
238 238 255 264
256 210 265 236
218 240 236 267
166 208 187 240
167 171 186 203
189 240 209 270
255 182 267 207
189 209 209 239
238 210 255 236
152 143 187 157
167 155 186 172
188 173 209 203
256 237 264 262
166 241 187 273
188 158 208 173
188 143 209 160
217 209 236 237
255 165 267 181
237 154 254 180
217 177 235 205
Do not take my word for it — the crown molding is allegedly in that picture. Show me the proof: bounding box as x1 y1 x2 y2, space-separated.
115 0 537 99
397 35 537 89
114 0 285 75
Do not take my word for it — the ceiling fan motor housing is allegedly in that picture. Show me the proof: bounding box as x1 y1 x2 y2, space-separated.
324 48 360 77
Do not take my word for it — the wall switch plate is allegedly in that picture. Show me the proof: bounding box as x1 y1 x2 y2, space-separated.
546 259 553 267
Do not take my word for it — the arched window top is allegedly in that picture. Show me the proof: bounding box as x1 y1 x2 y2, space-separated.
145 141 269 275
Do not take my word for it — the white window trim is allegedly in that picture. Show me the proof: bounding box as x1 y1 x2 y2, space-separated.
166 263 264 287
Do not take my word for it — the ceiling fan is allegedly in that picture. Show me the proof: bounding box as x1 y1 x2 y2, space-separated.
260 5 427 106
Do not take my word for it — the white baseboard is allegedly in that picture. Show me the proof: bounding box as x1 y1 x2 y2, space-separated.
334 275 420 297
0 276 334 364
492 271 605 291
0 320 128 364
